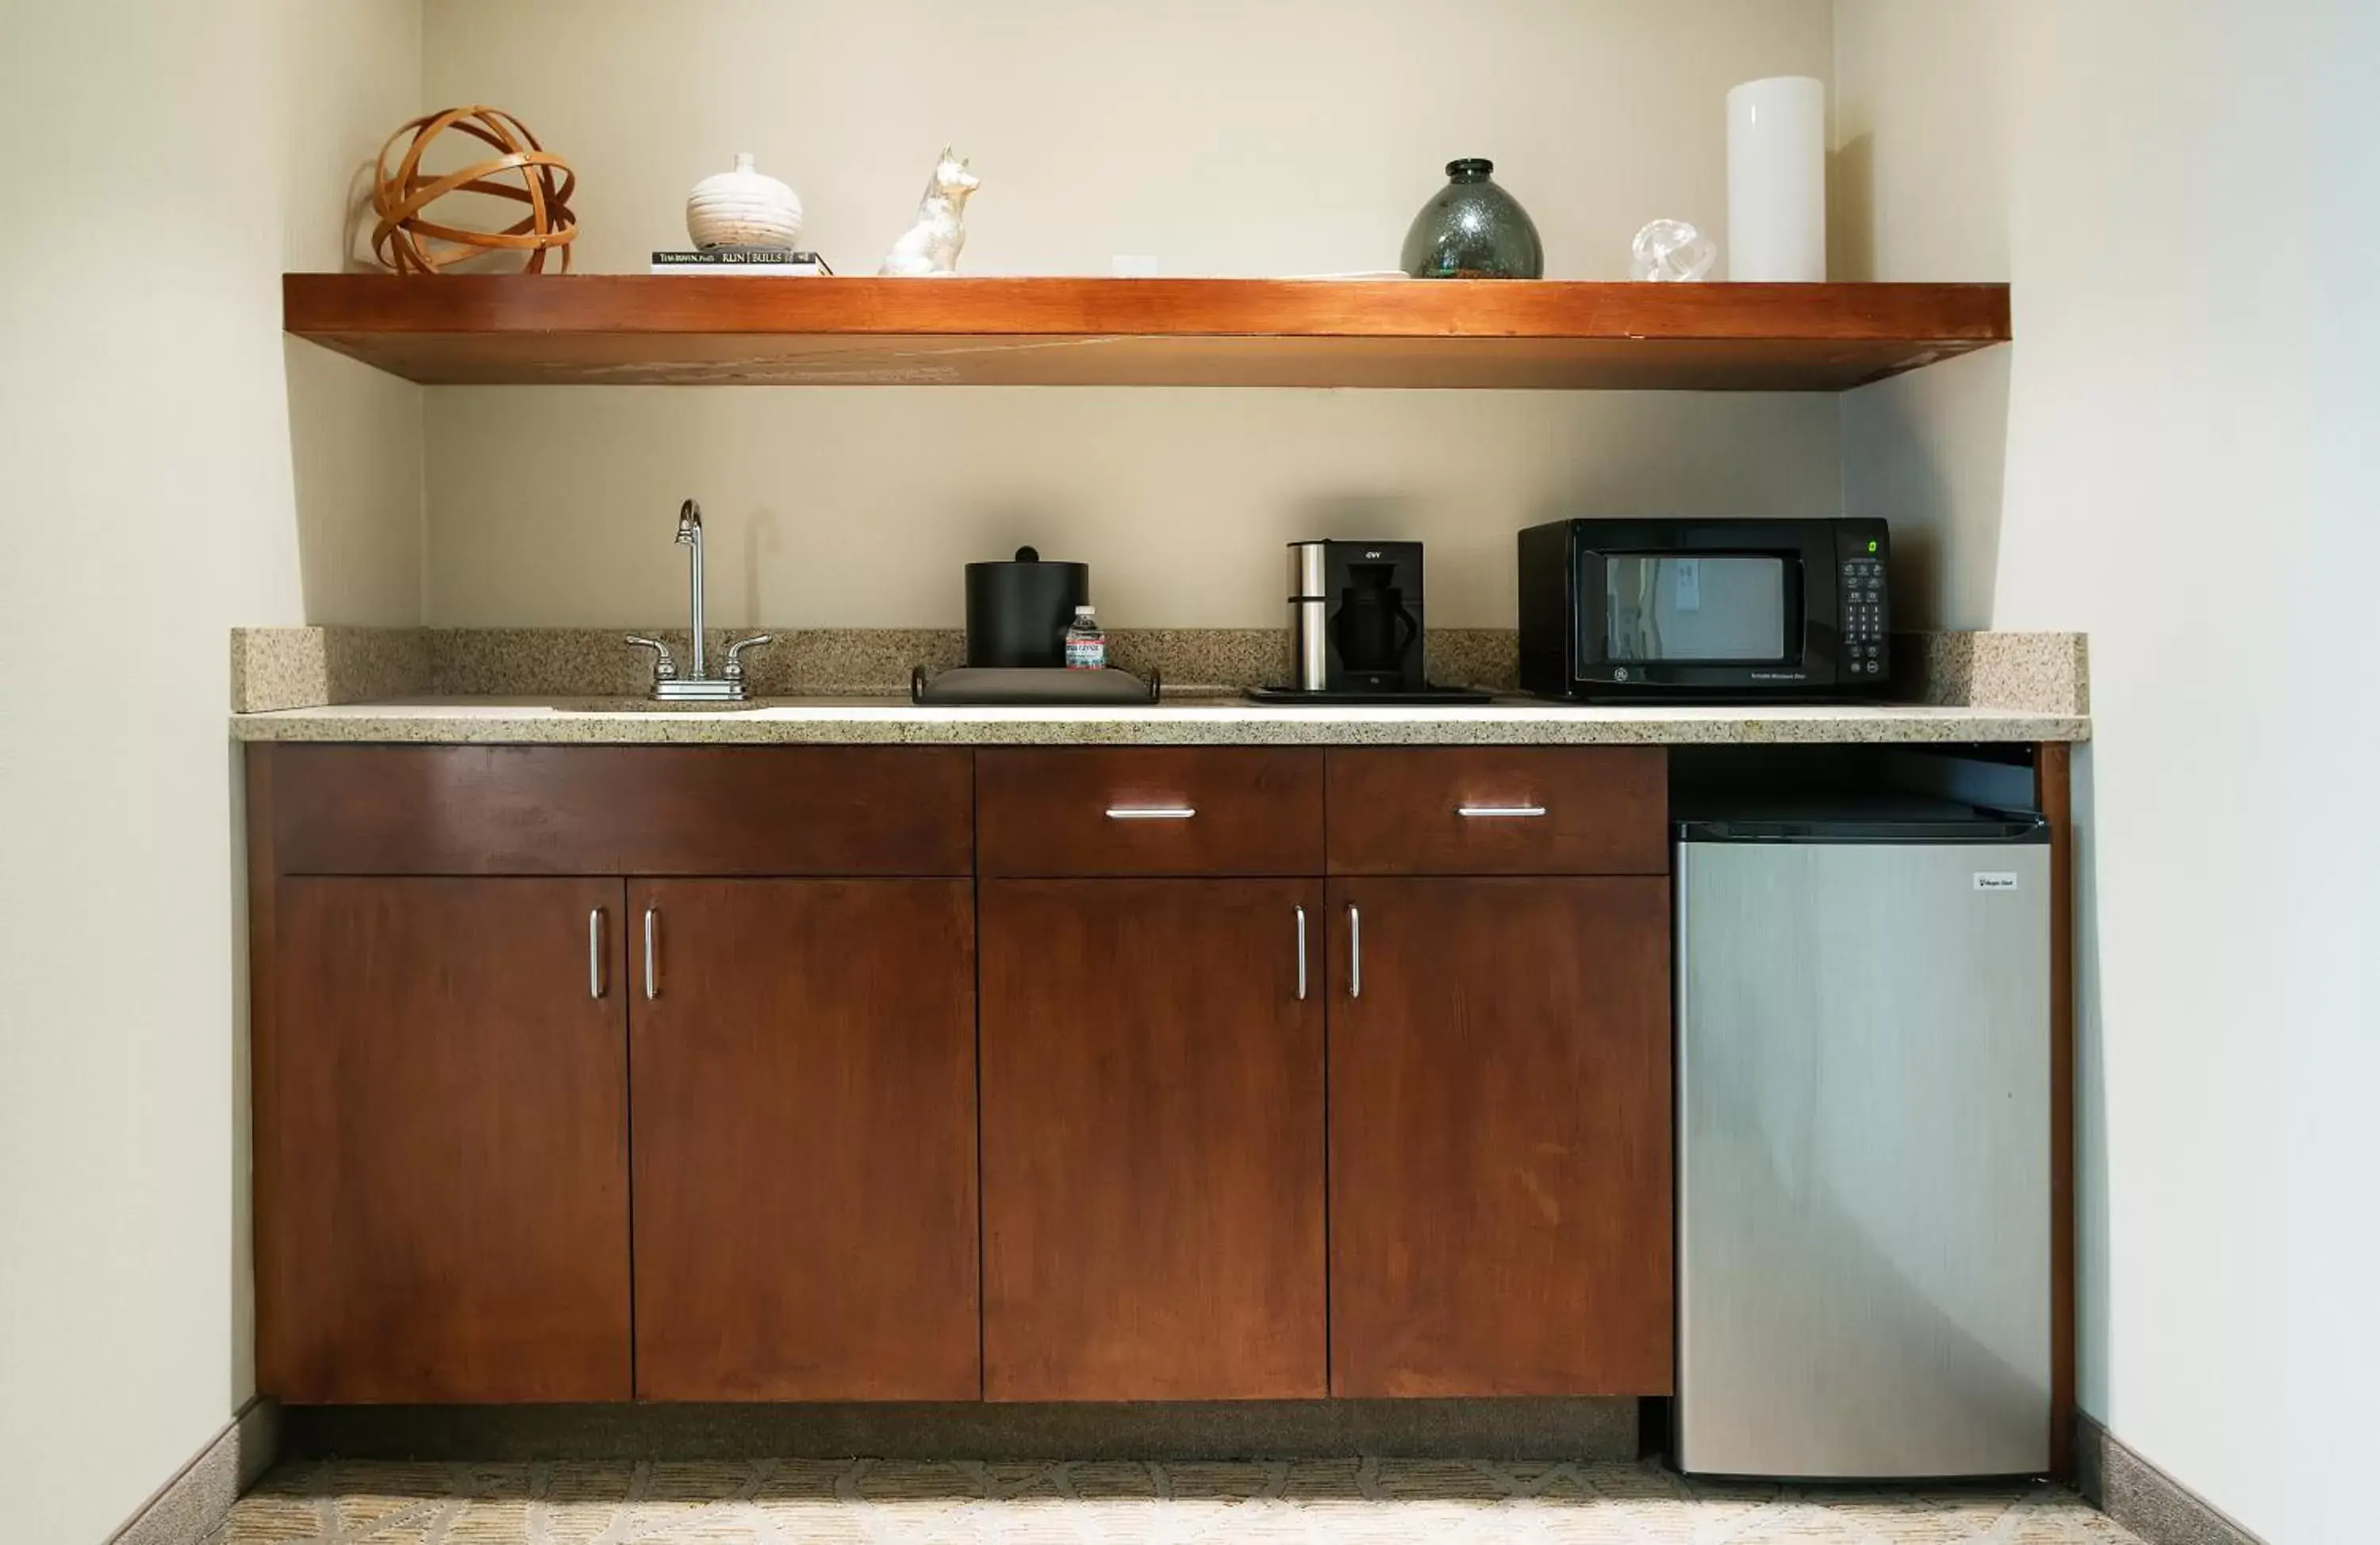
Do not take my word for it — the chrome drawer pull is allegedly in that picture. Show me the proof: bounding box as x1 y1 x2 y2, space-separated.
1348 903 1361 999
588 908 605 999
1457 803 1548 818
1295 905 1308 1001
644 906 660 1001
1104 806 1196 820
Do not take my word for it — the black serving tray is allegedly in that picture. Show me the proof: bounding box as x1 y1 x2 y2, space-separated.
911 665 1161 706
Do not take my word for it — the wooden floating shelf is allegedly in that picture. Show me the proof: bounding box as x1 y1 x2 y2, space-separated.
283 275 2010 390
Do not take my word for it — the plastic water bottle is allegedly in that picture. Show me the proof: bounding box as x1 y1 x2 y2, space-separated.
1063 605 1107 670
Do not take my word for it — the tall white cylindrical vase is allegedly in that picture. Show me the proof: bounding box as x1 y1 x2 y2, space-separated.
1726 76 1827 281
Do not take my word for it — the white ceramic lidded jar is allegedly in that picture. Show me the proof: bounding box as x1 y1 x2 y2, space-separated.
685 152 804 250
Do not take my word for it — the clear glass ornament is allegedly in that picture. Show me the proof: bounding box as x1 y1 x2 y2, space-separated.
1630 219 1717 282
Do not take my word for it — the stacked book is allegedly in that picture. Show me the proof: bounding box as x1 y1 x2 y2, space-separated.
649 247 834 276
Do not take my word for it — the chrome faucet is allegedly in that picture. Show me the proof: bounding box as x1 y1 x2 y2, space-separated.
625 498 771 700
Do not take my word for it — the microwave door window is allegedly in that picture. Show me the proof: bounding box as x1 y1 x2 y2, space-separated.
1604 555 1787 662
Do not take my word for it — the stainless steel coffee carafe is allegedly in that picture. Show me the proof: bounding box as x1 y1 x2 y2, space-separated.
1288 541 1333 692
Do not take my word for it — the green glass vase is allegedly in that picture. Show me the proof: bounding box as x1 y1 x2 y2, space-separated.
1400 159 1544 279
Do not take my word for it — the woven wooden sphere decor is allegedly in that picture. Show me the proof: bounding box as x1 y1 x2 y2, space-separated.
371 105 578 274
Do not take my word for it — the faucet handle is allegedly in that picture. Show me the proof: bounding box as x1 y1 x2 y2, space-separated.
624 634 678 682
724 634 774 683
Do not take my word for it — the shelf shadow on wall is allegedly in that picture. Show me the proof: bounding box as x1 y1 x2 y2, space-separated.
1842 346 2011 634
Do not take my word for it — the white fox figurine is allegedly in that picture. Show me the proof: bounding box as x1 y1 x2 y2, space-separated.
879 148 981 276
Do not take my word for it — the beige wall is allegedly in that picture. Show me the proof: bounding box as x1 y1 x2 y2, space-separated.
1831 0 2008 631
428 387 1840 627
1835 3 2380 1539
426 0 1833 282
1829 0 2006 286
0 2 420 1539
420 0 1841 628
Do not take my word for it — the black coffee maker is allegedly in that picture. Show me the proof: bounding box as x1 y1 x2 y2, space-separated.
1253 539 1489 703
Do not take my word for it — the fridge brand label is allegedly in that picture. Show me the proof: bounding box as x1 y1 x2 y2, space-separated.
1973 872 2021 891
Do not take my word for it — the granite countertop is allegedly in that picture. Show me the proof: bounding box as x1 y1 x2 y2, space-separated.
229 695 2089 746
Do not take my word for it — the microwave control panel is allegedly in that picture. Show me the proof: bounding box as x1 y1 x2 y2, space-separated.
1841 557 1889 677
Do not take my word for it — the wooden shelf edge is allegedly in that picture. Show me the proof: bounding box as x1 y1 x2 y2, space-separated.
282 274 2010 389
286 274 2009 340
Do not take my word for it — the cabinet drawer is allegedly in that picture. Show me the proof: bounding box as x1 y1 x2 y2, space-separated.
977 749 1324 876
266 745 973 876
1326 748 1666 875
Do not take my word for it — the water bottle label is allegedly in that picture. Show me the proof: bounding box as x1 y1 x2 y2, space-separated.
1065 636 1106 670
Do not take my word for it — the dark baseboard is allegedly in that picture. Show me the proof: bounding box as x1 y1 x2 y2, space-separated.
109 1397 280 1545
2075 1413 2266 1545
282 1397 1641 1463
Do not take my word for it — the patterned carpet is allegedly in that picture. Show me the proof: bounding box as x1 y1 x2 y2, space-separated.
214 1458 2144 1543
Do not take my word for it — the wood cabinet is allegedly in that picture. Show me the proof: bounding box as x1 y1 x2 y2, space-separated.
1326 877 1674 1397
270 745 973 876
248 742 1679 1409
977 747 1325 877
628 880 981 1401
249 745 975 1406
979 878 1328 1401
1319 749 1672 1398
1325 747 1668 876
259 876 631 1403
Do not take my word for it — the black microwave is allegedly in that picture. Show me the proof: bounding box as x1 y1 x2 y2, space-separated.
1517 518 1891 701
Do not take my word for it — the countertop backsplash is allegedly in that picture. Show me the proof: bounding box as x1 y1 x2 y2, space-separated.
231 625 2086 718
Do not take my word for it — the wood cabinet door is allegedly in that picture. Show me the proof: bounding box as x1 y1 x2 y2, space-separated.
261 877 631 1402
1328 876 1673 1397
628 880 980 1401
980 879 1326 1401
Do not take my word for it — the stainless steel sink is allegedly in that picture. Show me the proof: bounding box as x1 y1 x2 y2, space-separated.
546 697 775 715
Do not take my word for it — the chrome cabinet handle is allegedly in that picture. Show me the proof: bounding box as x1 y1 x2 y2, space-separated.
588 908 605 999
1457 803 1548 818
643 906 659 1000
1295 905 1308 1002
1347 903 1361 999
1104 806 1196 820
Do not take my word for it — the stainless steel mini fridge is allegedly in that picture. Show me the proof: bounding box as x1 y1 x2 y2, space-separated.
1674 802 2052 1478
